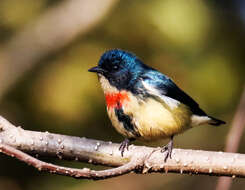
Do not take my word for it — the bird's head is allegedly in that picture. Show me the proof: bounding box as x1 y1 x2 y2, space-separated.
89 49 150 92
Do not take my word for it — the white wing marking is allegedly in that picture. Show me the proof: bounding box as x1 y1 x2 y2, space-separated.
142 80 180 109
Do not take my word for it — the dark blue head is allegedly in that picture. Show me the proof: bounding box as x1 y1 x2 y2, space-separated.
89 49 151 90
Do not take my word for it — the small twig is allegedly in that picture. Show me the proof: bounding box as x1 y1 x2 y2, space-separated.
0 143 139 180
225 86 245 153
216 86 245 190
1 115 245 180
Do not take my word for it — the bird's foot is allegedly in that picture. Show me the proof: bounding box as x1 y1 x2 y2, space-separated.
119 138 134 157
161 136 174 162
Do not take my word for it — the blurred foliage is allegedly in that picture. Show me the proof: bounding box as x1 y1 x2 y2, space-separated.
149 0 213 51
0 0 245 190
0 0 46 29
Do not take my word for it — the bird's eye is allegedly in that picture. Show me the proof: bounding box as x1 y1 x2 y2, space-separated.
113 65 119 71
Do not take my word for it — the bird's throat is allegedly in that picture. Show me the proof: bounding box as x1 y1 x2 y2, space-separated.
105 92 129 109
98 75 130 109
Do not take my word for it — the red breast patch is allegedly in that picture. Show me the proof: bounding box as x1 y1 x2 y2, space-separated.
105 92 129 109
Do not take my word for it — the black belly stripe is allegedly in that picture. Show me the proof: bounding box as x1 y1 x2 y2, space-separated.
114 107 140 137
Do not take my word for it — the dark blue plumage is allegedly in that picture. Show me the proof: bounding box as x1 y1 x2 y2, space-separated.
97 49 149 91
89 49 226 160
139 70 208 116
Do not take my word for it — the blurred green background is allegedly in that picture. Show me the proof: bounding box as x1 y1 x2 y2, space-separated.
0 0 245 189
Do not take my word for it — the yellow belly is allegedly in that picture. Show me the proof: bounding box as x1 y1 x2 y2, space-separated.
107 107 136 138
122 94 192 141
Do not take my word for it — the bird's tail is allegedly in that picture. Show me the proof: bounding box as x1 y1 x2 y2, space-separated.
208 116 226 126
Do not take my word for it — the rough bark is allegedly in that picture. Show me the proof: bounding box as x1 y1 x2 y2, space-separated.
0 116 244 180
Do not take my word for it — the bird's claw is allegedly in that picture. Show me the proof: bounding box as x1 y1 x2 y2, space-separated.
161 136 174 162
119 139 130 157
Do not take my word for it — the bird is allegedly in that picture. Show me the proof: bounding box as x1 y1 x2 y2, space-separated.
88 49 225 161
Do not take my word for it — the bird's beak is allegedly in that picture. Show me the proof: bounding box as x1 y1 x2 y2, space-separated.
88 66 105 74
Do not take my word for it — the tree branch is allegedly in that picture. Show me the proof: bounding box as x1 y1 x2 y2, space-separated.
216 86 245 190
0 115 245 180
0 143 140 180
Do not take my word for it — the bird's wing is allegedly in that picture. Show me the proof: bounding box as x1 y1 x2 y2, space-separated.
138 70 207 116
